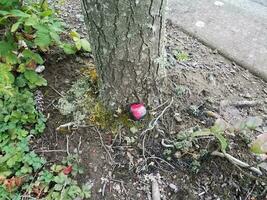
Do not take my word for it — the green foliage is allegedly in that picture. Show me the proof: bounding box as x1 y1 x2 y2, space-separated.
0 0 92 198
174 50 189 62
250 132 267 154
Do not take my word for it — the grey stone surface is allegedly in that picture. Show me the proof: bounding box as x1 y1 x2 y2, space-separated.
167 0 267 81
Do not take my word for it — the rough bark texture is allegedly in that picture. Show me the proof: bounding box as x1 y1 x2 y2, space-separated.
82 0 167 109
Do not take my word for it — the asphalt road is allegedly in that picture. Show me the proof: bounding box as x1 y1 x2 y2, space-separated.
167 0 267 81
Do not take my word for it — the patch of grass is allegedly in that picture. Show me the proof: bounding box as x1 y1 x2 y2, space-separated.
175 51 189 62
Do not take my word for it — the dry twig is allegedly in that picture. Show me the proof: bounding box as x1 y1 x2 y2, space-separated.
211 151 262 175
94 128 114 164
141 98 174 159
151 177 161 200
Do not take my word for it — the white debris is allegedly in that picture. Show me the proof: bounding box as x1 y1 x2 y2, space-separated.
195 21 205 28
169 183 178 193
214 1 224 6
35 65 45 73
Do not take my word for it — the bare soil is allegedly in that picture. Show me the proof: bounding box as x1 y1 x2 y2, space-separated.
35 1 267 199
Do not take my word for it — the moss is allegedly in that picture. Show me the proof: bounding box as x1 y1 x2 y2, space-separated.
86 100 142 133
57 73 142 133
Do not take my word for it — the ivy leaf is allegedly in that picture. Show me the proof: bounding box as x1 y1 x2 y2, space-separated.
24 70 47 87
80 39 91 52
250 133 267 154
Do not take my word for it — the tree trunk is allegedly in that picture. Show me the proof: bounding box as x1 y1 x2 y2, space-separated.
82 0 167 109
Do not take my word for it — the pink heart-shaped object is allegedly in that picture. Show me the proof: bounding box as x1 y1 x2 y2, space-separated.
130 103 147 120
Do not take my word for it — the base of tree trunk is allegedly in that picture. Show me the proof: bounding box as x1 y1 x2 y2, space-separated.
82 0 167 110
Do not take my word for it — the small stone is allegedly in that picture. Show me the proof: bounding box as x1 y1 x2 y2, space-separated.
214 1 224 6
174 113 182 123
174 151 182 159
243 92 252 98
94 166 98 172
195 21 205 28
35 65 45 73
169 183 178 192
130 126 138 134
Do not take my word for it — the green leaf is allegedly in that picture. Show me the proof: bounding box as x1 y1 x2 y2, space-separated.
0 64 15 85
245 116 263 130
22 49 44 64
50 32 61 44
213 131 228 152
24 70 47 87
80 39 91 52
250 133 267 154
61 43 77 54
24 15 39 27
34 30 51 49
70 31 80 39
9 10 29 18
0 10 10 16
11 21 21 32
75 39 81 51
40 10 53 17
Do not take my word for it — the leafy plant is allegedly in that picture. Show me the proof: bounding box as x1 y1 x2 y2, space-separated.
0 0 92 198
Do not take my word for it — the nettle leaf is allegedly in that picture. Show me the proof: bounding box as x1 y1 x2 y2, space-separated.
250 133 267 154
24 70 47 87
34 30 52 49
0 40 16 57
22 49 44 64
80 39 91 52
0 64 15 85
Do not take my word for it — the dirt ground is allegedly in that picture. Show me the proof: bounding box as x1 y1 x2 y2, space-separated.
35 1 267 199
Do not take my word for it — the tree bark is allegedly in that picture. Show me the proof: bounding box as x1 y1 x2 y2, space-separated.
82 0 167 109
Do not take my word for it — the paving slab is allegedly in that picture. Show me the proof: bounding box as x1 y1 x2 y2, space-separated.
167 0 267 81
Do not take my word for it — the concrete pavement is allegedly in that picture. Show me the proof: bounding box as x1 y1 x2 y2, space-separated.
167 0 267 81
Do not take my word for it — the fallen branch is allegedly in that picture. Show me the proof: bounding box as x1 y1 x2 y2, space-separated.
211 151 262 175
